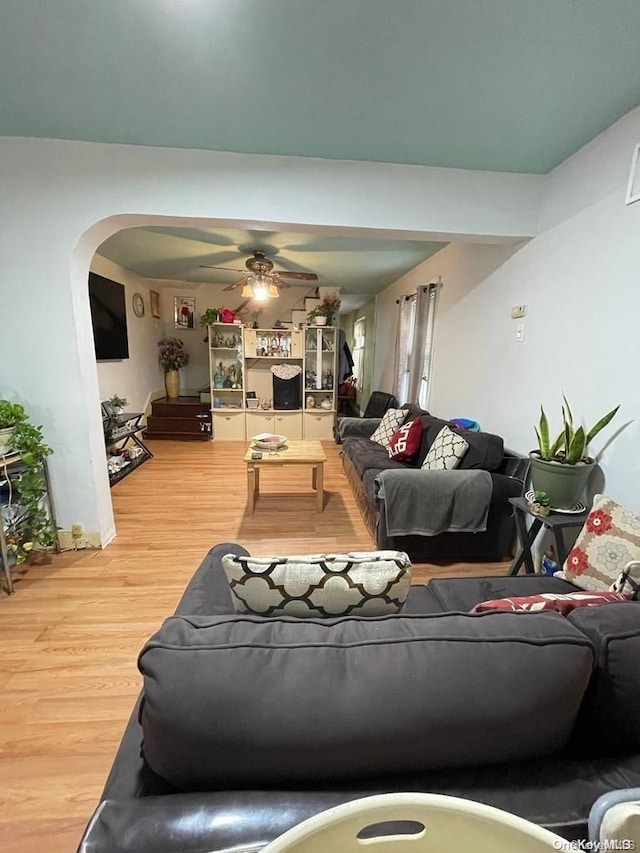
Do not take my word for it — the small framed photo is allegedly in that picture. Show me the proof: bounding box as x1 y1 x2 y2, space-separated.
174 296 196 329
150 289 161 318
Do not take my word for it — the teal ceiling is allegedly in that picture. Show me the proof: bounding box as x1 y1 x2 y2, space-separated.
2 0 640 173
96 226 446 298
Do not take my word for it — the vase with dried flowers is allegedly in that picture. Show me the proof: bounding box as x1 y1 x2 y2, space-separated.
158 338 190 399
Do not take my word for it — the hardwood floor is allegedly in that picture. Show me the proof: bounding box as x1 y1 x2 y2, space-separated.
0 440 508 853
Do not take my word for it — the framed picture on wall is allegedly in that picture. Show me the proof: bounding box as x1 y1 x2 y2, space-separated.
150 289 161 318
174 296 196 329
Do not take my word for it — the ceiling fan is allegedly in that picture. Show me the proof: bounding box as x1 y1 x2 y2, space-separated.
200 251 318 300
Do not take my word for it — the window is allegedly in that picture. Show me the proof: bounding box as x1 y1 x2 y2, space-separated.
352 317 366 391
393 282 440 408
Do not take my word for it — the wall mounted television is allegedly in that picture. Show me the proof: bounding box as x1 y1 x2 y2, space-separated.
88 272 130 360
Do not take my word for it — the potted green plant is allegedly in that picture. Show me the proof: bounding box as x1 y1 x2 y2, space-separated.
0 403 56 565
528 489 551 517
0 400 28 456
307 295 341 326
107 395 128 414
530 396 619 509
199 307 222 326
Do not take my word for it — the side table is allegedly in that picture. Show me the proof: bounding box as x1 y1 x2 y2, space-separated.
508 496 588 576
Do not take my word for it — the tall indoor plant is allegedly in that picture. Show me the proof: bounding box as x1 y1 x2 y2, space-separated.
0 400 56 564
530 396 619 509
158 338 190 399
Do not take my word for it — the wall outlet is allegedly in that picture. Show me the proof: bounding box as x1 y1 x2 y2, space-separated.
515 323 525 342
511 305 527 319
71 522 84 538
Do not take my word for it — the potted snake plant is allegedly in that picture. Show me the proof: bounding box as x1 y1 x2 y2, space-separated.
530 396 619 509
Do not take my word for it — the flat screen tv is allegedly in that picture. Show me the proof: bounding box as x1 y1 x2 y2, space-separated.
88 272 129 360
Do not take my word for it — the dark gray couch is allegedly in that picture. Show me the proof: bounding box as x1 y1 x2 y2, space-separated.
339 407 528 562
77 544 640 852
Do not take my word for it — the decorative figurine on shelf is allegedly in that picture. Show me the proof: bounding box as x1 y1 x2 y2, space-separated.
306 395 315 408
214 362 225 389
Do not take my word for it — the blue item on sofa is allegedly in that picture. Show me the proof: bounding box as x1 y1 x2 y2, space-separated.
450 418 481 432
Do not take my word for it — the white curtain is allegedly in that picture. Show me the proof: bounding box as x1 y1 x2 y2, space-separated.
393 282 440 407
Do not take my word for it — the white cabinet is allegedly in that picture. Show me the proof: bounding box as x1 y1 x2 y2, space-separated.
246 411 303 440
303 411 335 441
212 410 246 440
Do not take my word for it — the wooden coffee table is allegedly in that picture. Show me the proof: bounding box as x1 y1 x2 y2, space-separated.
244 440 326 514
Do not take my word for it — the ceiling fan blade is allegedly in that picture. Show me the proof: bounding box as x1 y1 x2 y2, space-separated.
274 270 318 281
200 265 245 272
223 276 247 292
271 275 291 289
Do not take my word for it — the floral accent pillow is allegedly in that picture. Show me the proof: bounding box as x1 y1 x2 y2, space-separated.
563 495 640 591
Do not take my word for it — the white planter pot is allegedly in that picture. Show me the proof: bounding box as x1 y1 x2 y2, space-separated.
315 316 328 326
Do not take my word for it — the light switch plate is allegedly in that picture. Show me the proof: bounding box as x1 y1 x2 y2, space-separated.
516 323 525 342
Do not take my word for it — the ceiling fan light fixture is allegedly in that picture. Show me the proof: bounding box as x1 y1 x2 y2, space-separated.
249 274 271 301
241 283 253 298
268 284 280 298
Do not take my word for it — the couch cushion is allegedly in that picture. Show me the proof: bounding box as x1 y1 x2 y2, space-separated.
563 495 640 591
138 611 593 791
220 552 411 618
568 602 640 754
427 575 583 613
417 416 504 471
342 438 407 479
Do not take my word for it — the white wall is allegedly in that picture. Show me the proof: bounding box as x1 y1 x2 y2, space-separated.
91 257 165 412
0 137 541 543
374 105 640 509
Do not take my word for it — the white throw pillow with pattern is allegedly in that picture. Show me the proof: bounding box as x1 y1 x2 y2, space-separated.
421 425 469 470
370 408 408 449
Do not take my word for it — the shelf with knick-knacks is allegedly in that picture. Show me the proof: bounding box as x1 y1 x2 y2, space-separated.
244 328 303 359
304 327 336 411
208 323 244 413
207 324 337 441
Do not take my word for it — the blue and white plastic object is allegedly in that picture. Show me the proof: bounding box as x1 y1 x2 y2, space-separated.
450 418 481 432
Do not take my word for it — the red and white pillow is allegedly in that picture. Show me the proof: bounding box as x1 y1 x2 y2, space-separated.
471 590 631 616
388 419 423 462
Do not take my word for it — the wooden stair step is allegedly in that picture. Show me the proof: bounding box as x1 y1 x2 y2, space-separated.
143 429 211 441
146 415 210 433
151 396 210 418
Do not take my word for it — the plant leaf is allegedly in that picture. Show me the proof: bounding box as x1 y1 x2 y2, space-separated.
537 407 550 458
586 405 620 445
567 426 586 463
549 431 565 458
562 394 574 429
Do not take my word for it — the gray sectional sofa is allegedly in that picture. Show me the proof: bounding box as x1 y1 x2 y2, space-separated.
339 406 529 562
78 543 640 853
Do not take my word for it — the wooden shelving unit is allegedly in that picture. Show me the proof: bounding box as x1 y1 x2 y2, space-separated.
207 324 337 441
